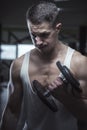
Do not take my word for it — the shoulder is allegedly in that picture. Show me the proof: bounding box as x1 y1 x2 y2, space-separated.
12 55 25 71
11 53 27 78
71 50 87 78
72 50 87 66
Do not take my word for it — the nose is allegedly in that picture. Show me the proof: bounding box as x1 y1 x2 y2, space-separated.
35 36 43 45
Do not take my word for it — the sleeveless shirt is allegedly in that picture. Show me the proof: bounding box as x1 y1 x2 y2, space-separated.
17 47 78 130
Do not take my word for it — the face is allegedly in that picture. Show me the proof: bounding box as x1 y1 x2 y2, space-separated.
27 21 60 53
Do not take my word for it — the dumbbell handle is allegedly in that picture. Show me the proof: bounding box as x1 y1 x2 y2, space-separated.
32 80 58 112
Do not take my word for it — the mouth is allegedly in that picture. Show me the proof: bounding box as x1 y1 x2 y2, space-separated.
36 44 47 49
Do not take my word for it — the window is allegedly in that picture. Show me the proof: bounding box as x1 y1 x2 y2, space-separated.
18 44 35 57
0 44 35 60
1 44 16 60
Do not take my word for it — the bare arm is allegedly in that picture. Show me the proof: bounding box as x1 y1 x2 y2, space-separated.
1 60 23 130
48 52 87 120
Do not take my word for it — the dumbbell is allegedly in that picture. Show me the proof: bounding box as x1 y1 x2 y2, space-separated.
32 80 58 112
32 61 81 112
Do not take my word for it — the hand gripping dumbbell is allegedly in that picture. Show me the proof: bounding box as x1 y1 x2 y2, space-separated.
32 80 58 112
32 61 82 112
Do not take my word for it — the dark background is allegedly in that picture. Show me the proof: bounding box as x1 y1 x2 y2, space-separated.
0 1 87 128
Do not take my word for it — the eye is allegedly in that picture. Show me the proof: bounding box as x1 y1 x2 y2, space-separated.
31 32 50 39
39 32 50 38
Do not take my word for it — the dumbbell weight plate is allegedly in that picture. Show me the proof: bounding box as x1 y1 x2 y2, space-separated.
56 61 82 93
32 80 58 112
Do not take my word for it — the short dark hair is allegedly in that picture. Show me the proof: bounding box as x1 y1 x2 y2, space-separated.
26 1 61 27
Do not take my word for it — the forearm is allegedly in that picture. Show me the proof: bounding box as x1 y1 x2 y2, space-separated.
52 86 87 120
62 94 87 120
1 108 18 130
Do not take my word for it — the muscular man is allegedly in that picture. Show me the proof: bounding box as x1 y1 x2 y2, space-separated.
1 1 87 130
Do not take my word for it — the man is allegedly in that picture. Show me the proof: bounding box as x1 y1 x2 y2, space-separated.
1 1 87 130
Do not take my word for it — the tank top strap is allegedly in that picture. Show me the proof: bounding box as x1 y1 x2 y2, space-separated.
20 51 30 81
64 47 75 69
17 51 30 130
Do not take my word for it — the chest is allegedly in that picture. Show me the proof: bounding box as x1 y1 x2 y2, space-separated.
29 60 61 86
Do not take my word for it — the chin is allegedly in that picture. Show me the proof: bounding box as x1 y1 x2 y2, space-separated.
36 45 52 54
42 48 52 54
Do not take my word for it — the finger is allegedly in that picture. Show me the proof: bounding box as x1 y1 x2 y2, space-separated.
48 78 63 91
48 82 57 91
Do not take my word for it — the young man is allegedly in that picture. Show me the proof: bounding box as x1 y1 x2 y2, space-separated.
1 1 87 130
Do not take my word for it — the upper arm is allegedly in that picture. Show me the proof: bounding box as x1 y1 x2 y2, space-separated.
8 60 23 116
77 55 87 87
78 56 87 98
71 52 87 98
1 60 23 130
71 52 87 84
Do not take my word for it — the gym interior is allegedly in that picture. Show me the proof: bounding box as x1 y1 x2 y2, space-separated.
0 0 87 129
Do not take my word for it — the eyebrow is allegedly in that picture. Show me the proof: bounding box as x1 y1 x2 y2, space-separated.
32 31 51 34
32 31 51 37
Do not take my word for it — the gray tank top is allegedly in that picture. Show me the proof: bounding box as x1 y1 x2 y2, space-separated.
17 47 77 130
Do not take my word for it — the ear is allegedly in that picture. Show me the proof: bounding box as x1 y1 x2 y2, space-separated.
55 23 62 32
